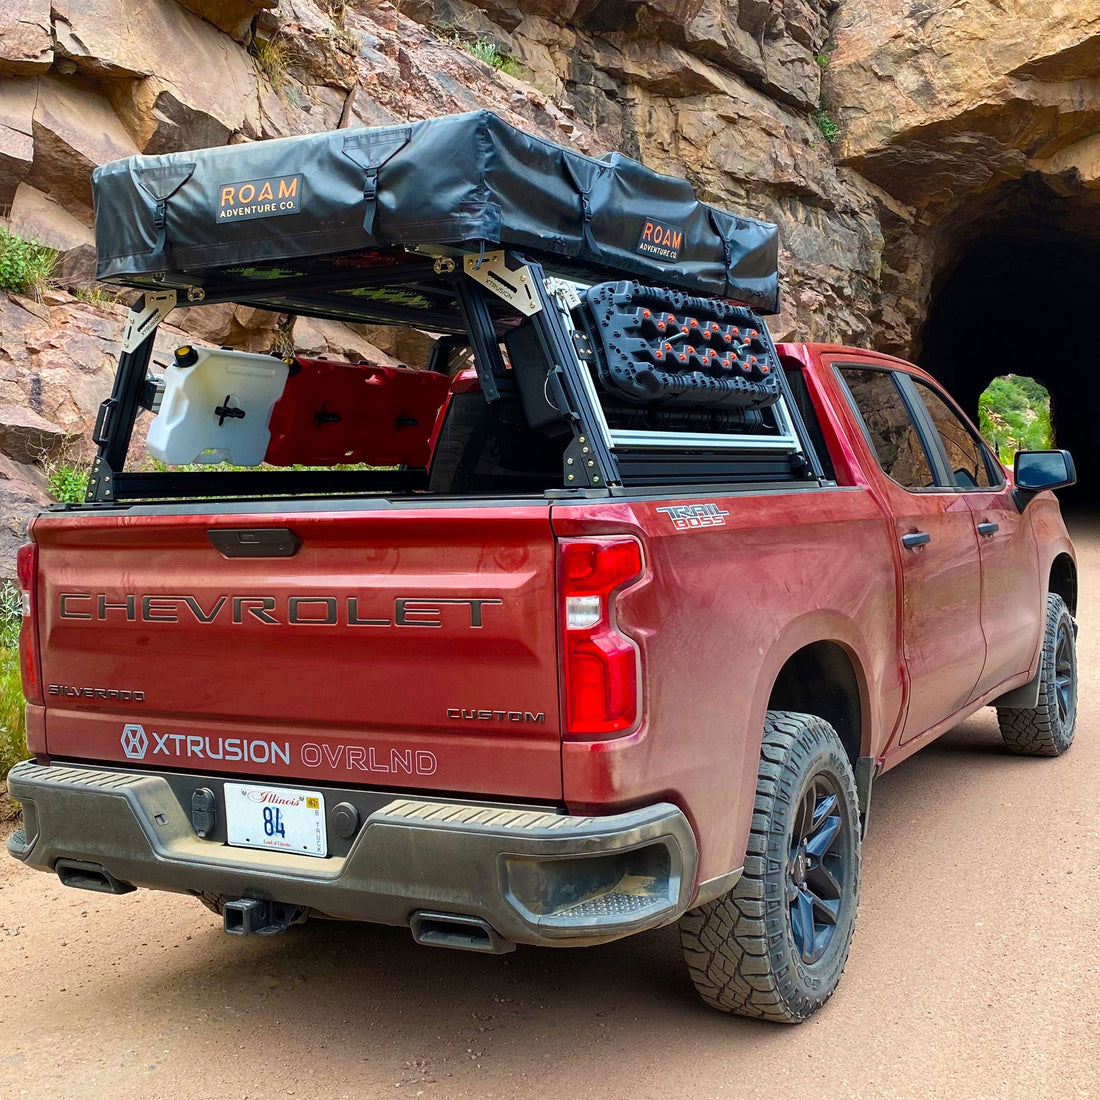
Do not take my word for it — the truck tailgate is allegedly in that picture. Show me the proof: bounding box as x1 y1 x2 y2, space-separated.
33 504 562 800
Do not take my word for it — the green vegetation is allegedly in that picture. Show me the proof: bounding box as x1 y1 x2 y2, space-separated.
72 284 116 307
46 463 90 504
979 374 1053 463
815 53 830 68
0 460 93 781
0 583 26 780
0 227 56 297
811 109 839 143
460 37 523 77
251 34 289 89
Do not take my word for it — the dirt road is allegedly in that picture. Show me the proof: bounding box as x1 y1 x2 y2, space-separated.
2 522 1098 1100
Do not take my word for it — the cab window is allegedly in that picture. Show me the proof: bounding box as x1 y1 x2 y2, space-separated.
911 380 1003 489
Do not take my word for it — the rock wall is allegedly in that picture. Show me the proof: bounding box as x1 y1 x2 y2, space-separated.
0 0 1099 576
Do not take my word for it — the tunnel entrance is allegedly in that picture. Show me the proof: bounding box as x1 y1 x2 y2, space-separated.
918 216 1100 508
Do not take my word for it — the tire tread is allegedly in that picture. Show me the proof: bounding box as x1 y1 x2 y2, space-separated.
679 711 860 1023
996 593 1076 757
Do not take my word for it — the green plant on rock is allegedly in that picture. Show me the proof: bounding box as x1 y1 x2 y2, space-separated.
461 37 522 77
815 53 830 68
811 109 839 143
46 462 90 504
71 284 116 307
251 34 289 90
0 227 56 297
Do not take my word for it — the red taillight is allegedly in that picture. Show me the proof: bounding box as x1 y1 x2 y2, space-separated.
559 536 644 737
16 541 43 706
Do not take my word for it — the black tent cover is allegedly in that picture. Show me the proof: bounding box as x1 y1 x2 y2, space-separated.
92 110 780 314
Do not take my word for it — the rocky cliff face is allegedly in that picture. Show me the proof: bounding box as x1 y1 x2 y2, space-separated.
0 0 1098 575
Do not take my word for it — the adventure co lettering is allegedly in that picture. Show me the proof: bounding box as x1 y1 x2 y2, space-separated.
217 174 303 221
636 218 684 263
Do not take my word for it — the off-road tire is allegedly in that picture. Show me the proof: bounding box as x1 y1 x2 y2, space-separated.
196 891 224 916
679 711 861 1023
997 593 1077 757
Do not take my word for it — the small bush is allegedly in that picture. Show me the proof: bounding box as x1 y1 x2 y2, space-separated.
811 109 839 143
0 585 26 778
0 582 19 651
46 463 90 504
251 34 289 89
72 284 116 307
462 37 522 77
0 227 56 297
815 53 830 68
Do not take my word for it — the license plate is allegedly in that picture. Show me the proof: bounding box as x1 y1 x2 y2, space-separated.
224 783 327 857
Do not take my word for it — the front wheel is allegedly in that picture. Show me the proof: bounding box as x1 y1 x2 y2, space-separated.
679 711 861 1022
997 593 1077 757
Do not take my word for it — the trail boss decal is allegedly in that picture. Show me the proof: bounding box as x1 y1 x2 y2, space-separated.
656 503 730 530
636 218 684 263
217 174 303 221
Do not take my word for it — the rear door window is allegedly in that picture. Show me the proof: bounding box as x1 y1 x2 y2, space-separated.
838 368 936 490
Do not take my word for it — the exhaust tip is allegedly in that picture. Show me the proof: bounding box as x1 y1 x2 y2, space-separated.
410 911 514 954
55 859 135 895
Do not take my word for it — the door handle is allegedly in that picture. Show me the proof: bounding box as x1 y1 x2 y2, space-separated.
977 522 1000 538
901 531 931 549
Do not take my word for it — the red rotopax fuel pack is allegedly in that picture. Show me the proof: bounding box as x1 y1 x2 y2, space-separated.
264 358 450 467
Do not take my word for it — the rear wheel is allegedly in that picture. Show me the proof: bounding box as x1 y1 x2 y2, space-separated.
997 593 1077 757
679 711 861 1022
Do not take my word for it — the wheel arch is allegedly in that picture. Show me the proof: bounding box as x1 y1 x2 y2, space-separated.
766 639 865 771
1049 552 1077 615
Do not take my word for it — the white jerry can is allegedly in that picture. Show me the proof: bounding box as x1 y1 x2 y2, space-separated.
146 346 290 466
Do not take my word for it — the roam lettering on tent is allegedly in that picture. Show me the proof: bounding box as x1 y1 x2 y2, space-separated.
636 218 684 263
217 175 303 222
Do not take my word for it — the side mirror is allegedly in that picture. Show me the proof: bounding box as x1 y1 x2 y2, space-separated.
1014 449 1076 496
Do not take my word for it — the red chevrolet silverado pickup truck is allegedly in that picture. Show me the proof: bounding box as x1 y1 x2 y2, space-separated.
6 114 1079 1022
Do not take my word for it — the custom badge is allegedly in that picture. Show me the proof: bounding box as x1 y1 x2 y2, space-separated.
217 174 303 221
636 217 684 263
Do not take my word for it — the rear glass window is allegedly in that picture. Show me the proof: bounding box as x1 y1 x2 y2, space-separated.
429 393 566 493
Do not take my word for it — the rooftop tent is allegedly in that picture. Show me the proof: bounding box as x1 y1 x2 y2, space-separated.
91 110 780 316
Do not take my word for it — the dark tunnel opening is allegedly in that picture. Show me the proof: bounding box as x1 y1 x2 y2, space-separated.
918 225 1100 508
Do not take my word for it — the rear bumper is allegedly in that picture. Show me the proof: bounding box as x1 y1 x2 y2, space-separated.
8 760 700 948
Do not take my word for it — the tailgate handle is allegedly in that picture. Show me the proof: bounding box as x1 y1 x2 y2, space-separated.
207 528 301 558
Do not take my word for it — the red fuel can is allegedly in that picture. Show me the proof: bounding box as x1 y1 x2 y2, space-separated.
264 359 450 467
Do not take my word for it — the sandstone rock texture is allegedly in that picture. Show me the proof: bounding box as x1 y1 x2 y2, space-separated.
826 0 1100 353
0 0 1099 576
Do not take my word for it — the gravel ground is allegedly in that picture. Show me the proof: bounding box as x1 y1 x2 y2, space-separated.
1 519 1097 1100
